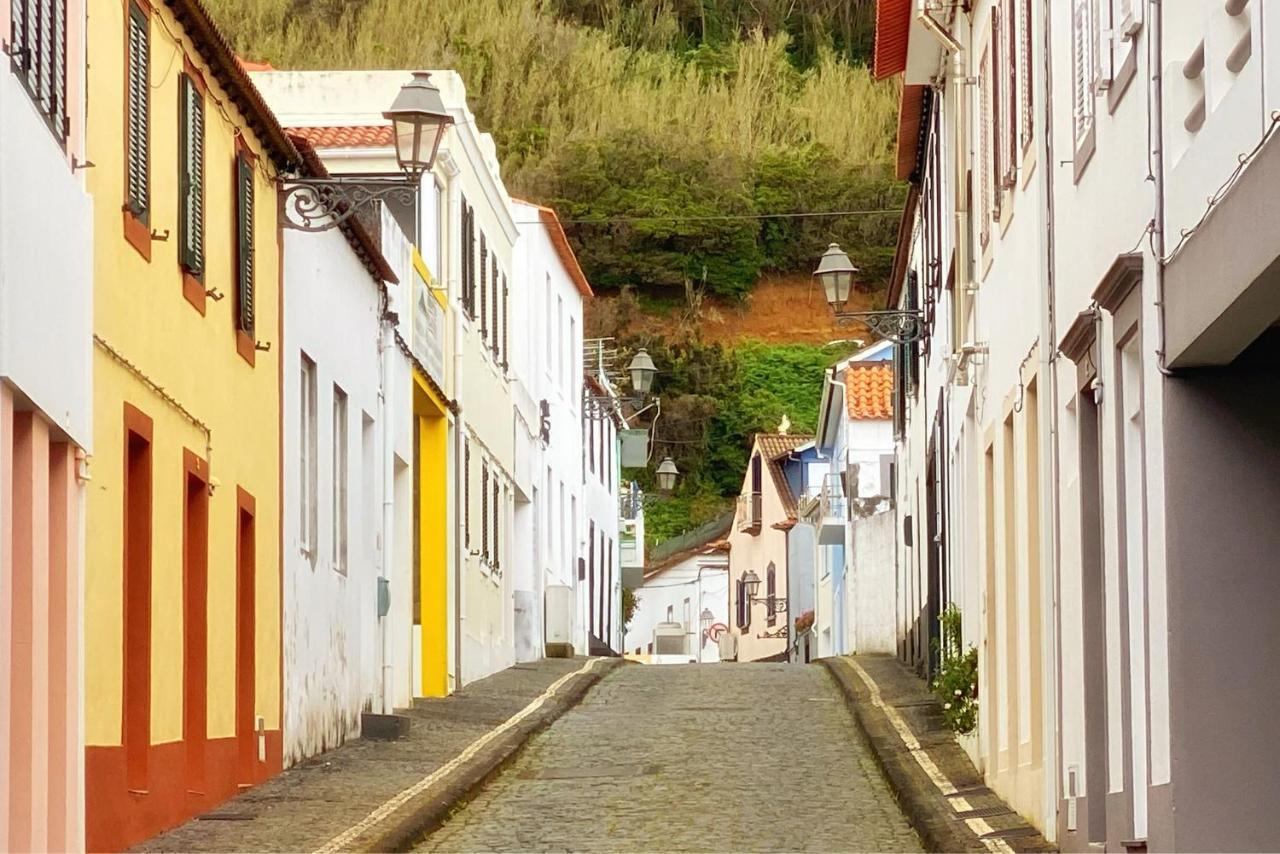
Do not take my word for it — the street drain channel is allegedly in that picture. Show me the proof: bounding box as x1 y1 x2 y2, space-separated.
980 826 1042 840
955 805 1014 819
518 764 659 780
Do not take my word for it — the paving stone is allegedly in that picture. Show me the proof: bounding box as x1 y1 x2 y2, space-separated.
416 663 923 853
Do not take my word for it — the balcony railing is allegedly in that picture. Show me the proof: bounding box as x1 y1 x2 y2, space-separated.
737 492 762 533
818 474 847 545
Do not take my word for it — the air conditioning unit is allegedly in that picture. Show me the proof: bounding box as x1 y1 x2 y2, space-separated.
545 585 574 658
653 621 686 657
718 631 738 662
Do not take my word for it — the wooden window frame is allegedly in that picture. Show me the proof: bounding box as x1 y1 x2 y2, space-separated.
463 439 471 548
9 0 70 145
123 0 152 261
233 136 257 365
481 460 490 564
978 42 993 250
179 59 208 313
1019 0 1035 155
1072 0 1098 182
478 232 488 339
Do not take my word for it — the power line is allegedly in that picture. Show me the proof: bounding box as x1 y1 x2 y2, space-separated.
514 208 901 226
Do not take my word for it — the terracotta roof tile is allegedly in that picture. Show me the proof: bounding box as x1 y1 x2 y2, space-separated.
512 198 594 298
873 0 912 80
287 125 394 149
753 433 814 520
846 363 894 420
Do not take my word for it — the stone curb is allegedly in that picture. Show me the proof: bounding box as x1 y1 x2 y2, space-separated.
819 657 986 854
351 658 626 853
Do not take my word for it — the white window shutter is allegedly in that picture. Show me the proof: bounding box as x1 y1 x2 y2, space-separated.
1072 0 1094 147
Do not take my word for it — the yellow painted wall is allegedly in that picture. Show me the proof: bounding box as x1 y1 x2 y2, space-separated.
84 0 282 745
414 373 450 698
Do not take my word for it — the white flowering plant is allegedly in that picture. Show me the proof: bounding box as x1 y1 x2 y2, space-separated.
931 604 979 734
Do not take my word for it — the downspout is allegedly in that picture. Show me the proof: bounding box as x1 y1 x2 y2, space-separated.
917 2 964 56
1151 0 1171 376
449 183 466 691
378 304 395 714
1037 0 1062 830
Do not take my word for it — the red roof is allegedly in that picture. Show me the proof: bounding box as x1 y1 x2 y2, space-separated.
873 0 912 80
512 199 594 298
846 363 894 420
287 125 394 149
754 433 814 521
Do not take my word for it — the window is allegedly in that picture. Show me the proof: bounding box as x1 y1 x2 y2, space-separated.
464 439 471 548
481 461 490 563
979 43 993 248
1001 0 1018 187
501 272 509 368
490 254 500 356
568 316 576 393
1072 0 1098 169
556 296 564 386
9 0 70 142
460 198 473 317
544 274 554 374
666 605 674 622
990 12 1005 215
492 478 501 570
332 385 348 574
234 147 256 346
479 232 488 336
766 562 777 625
1019 0 1034 153
123 0 150 257
178 70 205 284
299 353 318 558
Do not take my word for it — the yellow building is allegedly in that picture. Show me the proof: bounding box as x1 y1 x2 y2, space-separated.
409 250 453 698
82 1 297 848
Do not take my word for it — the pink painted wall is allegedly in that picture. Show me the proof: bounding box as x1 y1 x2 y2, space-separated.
1 383 85 852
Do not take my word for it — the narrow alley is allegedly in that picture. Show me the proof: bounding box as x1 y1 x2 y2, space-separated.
415 664 921 853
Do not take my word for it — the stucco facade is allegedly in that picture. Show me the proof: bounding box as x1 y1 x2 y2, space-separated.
279 200 396 764
0 1 93 844
509 200 589 661
625 546 729 664
83 2 293 847
727 434 810 662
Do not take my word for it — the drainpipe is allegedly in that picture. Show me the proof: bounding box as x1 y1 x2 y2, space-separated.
379 311 395 715
1036 0 1062 828
1151 0 1172 375
449 182 466 691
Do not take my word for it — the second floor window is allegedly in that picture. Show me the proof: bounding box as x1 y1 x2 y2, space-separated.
10 0 69 142
178 70 205 277
234 148 255 336
125 0 150 223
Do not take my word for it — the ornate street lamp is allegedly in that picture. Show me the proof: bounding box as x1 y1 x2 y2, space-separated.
815 242 857 308
282 72 454 232
627 348 658 395
654 456 679 492
384 72 452 179
813 242 926 344
742 570 761 600
700 608 714 635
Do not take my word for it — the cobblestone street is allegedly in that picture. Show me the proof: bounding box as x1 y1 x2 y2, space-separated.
417 663 922 853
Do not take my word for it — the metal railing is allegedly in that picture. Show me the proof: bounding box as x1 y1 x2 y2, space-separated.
820 473 847 522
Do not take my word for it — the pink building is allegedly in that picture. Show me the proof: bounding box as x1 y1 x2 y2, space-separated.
1 0 94 849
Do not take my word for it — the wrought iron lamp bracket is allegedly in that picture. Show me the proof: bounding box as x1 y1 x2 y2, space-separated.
583 392 644 421
832 309 927 344
748 596 788 613
281 174 418 233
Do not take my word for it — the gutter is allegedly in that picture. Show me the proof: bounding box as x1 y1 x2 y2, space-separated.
916 1 963 56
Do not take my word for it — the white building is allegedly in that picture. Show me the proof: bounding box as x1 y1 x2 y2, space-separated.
278 141 404 764
878 0 1280 849
809 342 895 658
509 200 590 661
0 0 93 846
254 69 523 693
624 531 731 664
580 366 623 655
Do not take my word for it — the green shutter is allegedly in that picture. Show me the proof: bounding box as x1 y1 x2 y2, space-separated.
236 153 255 334
126 3 149 221
178 75 204 276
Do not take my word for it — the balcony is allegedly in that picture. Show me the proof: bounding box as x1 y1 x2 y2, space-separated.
737 492 762 533
818 474 847 545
